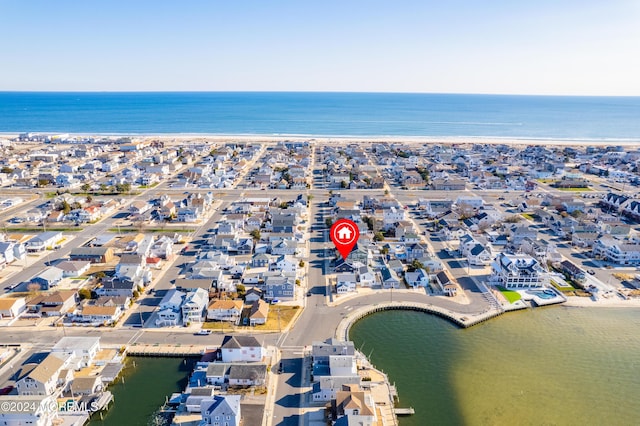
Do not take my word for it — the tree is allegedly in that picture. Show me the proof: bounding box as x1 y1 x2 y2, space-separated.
86 194 93 204
94 271 106 283
37 179 49 188
362 216 374 231
250 229 261 242
373 232 385 242
298 260 305 267
236 284 246 299
61 200 71 215
99 183 108 192
70 202 82 210
407 259 425 272
81 183 91 192
0 166 13 174
307 194 314 202
78 288 93 300
325 217 333 228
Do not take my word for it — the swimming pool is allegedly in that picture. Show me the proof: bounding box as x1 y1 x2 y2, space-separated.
528 289 557 299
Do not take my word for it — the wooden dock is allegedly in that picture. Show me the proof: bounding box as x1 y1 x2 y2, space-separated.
126 344 205 357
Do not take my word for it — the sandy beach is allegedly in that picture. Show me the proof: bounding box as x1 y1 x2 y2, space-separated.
3 132 640 148
563 296 640 308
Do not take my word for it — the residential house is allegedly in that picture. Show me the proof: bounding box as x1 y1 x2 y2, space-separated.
155 289 185 326
332 384 377 424
336 273 357 294
490 253 547 288
380 267 401 289
435 271 458 296
228 364 267 387
207 299 244 324
264 275 295 301
200 395 241 426
26 231 63 252
405 268 430 288
56 260 91 278
0 297 27 318
16 353 68 396
70 376 102 395
220 335 265 363
27 291 77 317
249 299 269 325
244 287 263 304
31 267 63 290
69 246 115 263
182 288 209 324
75 305 123 325
593 237 640 265
0 395 60 426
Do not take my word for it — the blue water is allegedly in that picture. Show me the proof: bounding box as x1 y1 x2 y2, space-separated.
1 92 640 139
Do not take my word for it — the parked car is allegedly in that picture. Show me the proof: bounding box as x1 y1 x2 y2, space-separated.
195 329 212 335
587 269 596 275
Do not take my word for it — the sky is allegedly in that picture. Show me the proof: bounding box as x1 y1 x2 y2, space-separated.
1 0 639 95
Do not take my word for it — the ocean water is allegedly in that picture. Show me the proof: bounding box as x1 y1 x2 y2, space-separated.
350 307 640 426
1 92 640 140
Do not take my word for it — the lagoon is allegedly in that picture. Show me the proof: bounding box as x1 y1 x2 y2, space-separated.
350 307 640 426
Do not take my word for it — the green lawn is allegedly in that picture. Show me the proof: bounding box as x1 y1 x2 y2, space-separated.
521 213 535 221
496 285 522 303
557 187 592 191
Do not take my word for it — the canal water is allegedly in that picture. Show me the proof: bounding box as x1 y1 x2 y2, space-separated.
350 306 640 426
89 357 197 426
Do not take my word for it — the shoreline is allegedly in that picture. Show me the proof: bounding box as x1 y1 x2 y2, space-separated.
3 132 640 147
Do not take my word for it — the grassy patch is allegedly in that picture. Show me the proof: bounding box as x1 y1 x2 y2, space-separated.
536 178 555 184
496 285 522 303
202 305 300 332
521 213 535 221
107 227 197 233
4 227 83 232
551 280 576 293
557 187 592 191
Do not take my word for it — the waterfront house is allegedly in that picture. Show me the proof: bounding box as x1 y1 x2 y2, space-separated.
206 363 231 386
332 384 377 424
228 364 267 387
490 253 547 288
200 395 241 426
16 353 68 396
70 376 102 395
0 395 60 426
220 335 265 363
185 387 216 413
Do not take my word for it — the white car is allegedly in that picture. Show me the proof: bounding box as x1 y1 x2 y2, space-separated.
195 329 212 335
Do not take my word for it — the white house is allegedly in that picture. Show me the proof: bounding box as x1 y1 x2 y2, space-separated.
220 335 265 363
490 253 547 288
0 297 27 319
51 336 101 370
336 273 357 293
181 288 209 324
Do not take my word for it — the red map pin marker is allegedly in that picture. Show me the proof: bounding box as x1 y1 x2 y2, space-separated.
330 218 360 260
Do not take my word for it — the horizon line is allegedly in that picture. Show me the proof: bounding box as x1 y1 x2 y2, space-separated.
1 90 640 98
